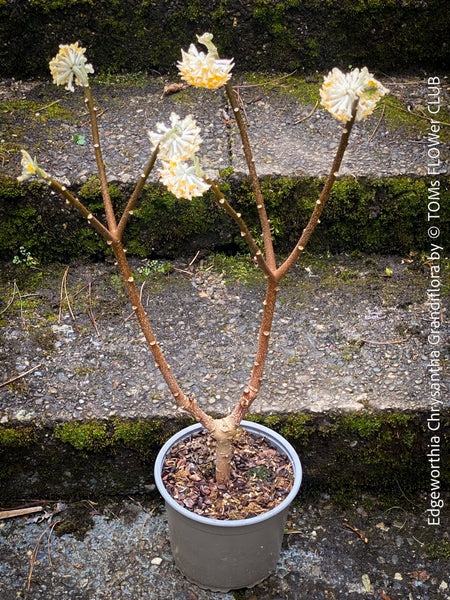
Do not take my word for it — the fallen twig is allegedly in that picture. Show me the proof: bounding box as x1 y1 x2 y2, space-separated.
59 266 75 323
343 522 368 543
80 108 106 127
71 270 109 299
235 86 251 127
0 282 19 316
361 338 408 345
38 98 63 112
139 514 150 551
189 250 201 268
290 100 319 125
383 100 450 127
86 282 100 336
0 363 42 389
27 520 61 591
234 70 298 89
0 506 43 520
47 520 61 567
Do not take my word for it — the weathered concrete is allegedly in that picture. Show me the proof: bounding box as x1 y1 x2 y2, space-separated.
0 495 449 600
2 76 446 183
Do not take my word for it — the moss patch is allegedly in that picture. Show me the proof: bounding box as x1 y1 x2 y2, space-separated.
247 411 448 504
0 0 447 78
54 421 111 452
0 426 38 448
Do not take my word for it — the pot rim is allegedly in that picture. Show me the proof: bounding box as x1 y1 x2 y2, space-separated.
154 419 302 528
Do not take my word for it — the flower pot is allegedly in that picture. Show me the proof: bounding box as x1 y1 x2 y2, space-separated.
154 420 302 592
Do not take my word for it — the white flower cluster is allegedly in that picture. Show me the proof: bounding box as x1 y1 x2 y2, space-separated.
17 150 48 182
149 113 210 200
178 33 234 90
49 42 94 92
320 67 389 123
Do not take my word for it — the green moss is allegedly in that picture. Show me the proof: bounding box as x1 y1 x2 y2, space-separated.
338 413 415 446
54 501 96 540
1 413 448 502
112 418 167 459
1 174 448 262
279 414 312 442
72 366 96 377
206 253 262 285
424 541 450 560
54 421 111 452
52 417 176 457
0 426 38 448
0 0 446 78
0 99 76 123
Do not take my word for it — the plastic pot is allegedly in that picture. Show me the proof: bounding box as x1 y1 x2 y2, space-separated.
154 420 302 592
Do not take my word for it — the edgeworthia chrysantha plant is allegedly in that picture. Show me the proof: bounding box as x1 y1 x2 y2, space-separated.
18 36 388 484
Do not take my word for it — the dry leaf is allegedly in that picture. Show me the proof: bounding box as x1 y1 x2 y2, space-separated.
375 522 390 531
408 570 431 582
161 83 186 97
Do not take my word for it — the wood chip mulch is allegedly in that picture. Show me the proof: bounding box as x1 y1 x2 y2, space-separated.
161 428 294 520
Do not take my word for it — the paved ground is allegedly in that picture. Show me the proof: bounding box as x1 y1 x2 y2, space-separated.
1 254 448 423
1 494 449 600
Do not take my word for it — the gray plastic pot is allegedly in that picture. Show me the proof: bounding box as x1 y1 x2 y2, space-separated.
154 420 302 592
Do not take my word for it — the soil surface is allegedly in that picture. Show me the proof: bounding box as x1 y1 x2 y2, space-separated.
161 428 294 520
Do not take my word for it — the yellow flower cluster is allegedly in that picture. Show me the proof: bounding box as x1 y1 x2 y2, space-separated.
178 33 234 90
149 113 210 200
159 160 210 201
149 113 202 162
17 150 48 182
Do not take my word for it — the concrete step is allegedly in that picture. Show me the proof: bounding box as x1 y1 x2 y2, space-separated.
1 256 448 501
1 494 448 600
1 75 446 183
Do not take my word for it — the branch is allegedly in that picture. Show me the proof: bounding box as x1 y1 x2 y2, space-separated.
83 86 117 233
276 101 358 280
225 81 276 270
111 238 215 431
116 144 160 239
208 180 275 281
47 176 112 241
230 279 279 425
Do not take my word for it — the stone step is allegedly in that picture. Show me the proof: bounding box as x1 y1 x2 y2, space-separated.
1 494 448 600
1 76 448 262
0 0 447 77
1 257 448 501
2 76 446 183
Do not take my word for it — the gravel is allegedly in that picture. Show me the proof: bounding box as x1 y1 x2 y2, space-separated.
0 495 448 599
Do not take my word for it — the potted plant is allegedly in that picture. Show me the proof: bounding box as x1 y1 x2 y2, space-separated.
16 35 388 591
